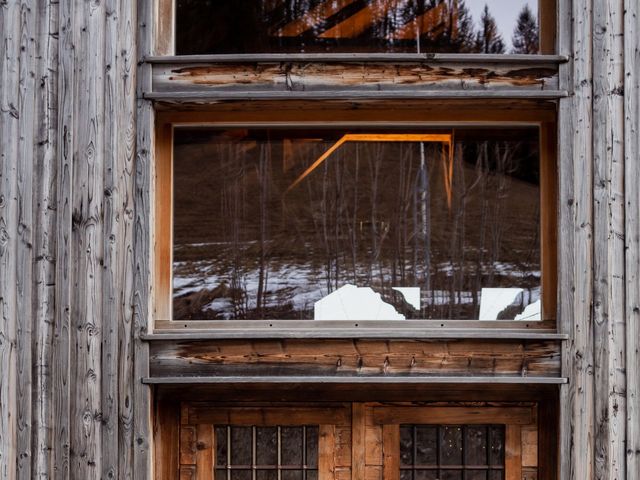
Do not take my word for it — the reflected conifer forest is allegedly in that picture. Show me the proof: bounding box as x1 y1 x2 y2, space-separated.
176 0 539 54
172 127 541 321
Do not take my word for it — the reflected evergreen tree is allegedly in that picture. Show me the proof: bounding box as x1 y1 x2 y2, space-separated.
511 5 539 54
450 0 477 52
473 5 505 54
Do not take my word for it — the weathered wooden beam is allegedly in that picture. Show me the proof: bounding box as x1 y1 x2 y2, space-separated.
148 338 562 379
142 330 568 341
151 61 561 94
144 90 568 102
142 376 568 385
145 53 570 64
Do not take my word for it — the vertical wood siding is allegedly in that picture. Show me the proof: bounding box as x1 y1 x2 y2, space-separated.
0 0 143 479
559 0 640 478
0 0 639 479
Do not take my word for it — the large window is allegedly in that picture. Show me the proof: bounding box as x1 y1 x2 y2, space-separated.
174 0 553 55
169 126 549 322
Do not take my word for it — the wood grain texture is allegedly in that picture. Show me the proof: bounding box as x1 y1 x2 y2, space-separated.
152 60 560 94
624 0 640 477
319 424 336 480
563 0 596 478
351 404 366 480
32 1 59 478
505 425 523 480
381 424 399 480
592 0 627 478
134 0 155 478
0 2 21 478
148 338 562 380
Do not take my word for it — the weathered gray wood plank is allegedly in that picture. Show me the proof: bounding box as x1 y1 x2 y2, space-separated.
102 0 120 476
0 2 21 477
117 1 137 479
70 0 105 476
52 0 75 476
557 0 575 475
134 0 154 478
624 0 640 476
568 0 596 479
16 0 37 477
592 0 626 478
32 1 58 477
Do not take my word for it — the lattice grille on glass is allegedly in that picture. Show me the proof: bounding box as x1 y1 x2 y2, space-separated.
215 426 319 480
400 425 505 480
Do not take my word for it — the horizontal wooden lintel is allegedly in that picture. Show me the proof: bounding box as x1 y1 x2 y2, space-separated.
145 53 569 65
143 329 568 341
144 90 568 102
142 376 568 385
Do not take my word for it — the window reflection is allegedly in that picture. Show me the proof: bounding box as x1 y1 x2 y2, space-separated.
172 127 540 321
176 0 540 55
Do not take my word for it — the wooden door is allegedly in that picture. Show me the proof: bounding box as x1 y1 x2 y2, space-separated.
163 402 541 480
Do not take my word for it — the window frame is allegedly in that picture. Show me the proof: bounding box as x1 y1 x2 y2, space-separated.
156 0 558 57
153 105 557 332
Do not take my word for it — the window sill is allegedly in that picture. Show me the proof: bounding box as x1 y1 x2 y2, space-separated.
146 320 565 340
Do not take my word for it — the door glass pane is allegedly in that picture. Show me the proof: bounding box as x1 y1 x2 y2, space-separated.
400 425 505 478
176 0 544 55
173 127 541 321
214 425 319 477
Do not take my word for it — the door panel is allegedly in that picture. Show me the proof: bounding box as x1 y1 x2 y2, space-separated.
166 402 542 480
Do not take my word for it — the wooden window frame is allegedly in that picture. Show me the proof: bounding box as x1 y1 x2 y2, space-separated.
152 105 558 331
154 0 557 57
369 405 537 480
173 403 352 480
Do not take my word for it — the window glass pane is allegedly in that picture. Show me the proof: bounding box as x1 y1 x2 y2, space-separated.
176 0 544 55
173 127 541 321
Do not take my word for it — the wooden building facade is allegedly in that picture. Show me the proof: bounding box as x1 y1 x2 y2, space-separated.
0 0 638 478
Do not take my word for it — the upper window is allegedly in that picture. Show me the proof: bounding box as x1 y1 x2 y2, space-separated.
171 126 549 322
175 0 552 55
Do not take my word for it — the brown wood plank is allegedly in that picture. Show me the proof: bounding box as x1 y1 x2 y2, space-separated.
188 406 351 426
351 404 366 480
382 424 400 480
372 406 533 425
180 465 196 480
195 424 214 480
319 424 336 480
505 424 523 480
154 400 180 480
180 426 197 466
364 425 382 466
